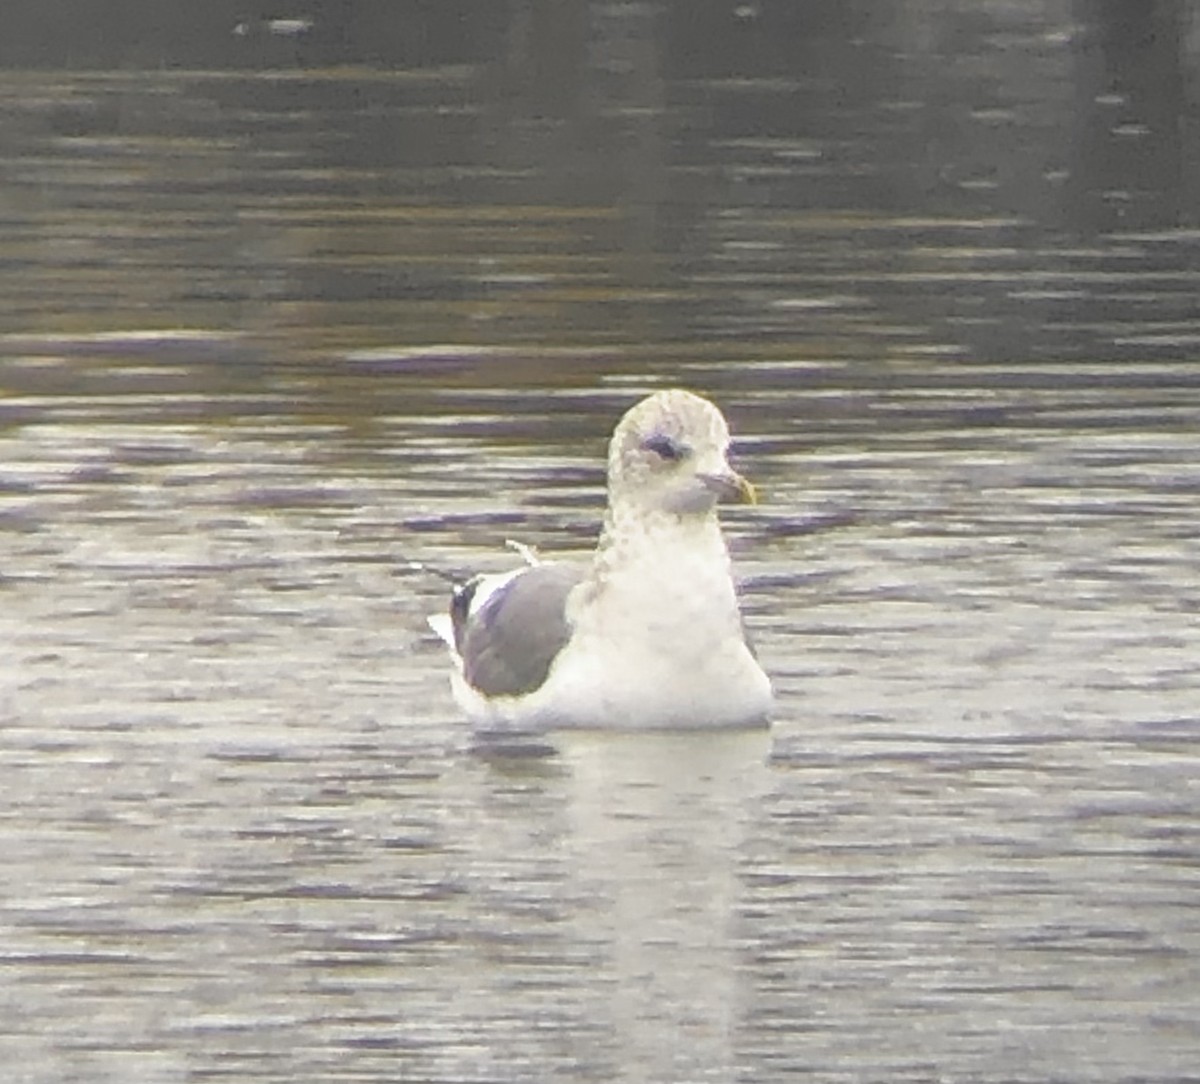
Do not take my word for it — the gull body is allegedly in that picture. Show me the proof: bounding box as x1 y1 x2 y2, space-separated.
427 389 773 731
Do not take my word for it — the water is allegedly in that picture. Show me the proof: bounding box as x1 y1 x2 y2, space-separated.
3 3 1200 1081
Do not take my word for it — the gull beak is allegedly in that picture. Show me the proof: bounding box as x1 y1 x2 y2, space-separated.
699 468 758 505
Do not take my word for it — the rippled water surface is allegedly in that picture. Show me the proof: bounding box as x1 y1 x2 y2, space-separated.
3 4 1200 1081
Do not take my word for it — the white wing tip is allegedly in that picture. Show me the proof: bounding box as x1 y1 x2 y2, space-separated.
427 612 455 647
504 539 540 566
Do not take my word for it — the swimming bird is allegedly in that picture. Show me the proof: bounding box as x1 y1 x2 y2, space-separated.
427 389 773 731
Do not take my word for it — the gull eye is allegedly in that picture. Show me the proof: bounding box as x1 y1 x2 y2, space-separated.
641 433 688 461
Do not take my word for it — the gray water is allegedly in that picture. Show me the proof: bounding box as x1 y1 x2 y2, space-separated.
3 3 1200 1082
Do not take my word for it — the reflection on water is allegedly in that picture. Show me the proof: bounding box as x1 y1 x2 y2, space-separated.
449 732 771 1082
2 3 1200 1082
558 733 770 1082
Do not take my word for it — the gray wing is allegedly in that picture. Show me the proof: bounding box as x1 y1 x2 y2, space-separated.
461 562 584 697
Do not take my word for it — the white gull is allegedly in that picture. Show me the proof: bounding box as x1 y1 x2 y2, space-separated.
428 388 773 731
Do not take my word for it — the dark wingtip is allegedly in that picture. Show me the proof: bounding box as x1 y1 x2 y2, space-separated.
449 576 484 653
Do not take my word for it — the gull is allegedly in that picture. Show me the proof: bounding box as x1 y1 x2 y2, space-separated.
428 389 773 731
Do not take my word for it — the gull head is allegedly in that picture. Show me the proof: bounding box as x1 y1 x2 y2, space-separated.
607 389 756 519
